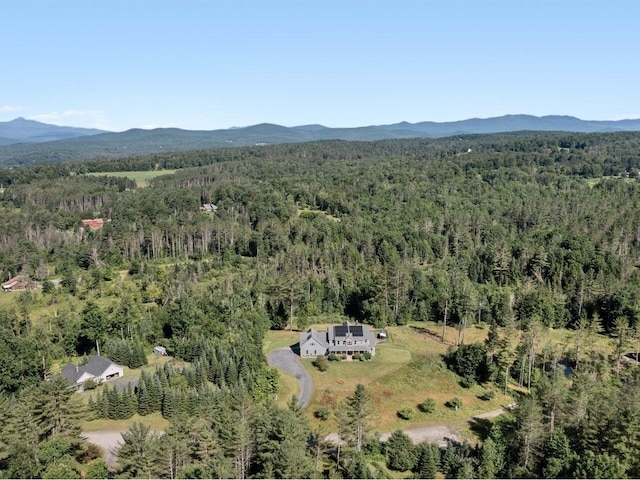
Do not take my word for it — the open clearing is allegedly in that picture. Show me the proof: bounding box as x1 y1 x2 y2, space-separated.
264 322 513 435
86 169 176 187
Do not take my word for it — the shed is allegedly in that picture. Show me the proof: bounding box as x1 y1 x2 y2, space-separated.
153 346 168 356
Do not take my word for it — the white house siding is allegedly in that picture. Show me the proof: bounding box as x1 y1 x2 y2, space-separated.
76 372 94 385
300 338 328 358
97 364 124 382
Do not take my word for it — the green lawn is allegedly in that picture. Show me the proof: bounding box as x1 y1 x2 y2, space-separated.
86 170 177 188
81 411 169 433
266 322 513 434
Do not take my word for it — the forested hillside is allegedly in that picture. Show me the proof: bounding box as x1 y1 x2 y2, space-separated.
2 131 640 478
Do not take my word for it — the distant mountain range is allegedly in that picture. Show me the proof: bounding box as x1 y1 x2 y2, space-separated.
0 117 107 146
1 114 640 167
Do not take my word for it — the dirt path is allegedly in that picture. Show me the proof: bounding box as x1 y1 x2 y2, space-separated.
83 428 167 469
83 408 509 469
325 408 509 447
82 431 123 468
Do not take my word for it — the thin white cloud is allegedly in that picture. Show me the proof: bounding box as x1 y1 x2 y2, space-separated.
0 105 24 113
29 110 112 130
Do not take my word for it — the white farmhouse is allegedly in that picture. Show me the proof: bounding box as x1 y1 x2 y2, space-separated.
60 356 124 390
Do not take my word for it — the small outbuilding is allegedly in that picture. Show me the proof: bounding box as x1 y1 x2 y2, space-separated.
153 346 168 356
200 204 218 213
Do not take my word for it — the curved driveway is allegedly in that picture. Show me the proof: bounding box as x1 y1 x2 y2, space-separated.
267 347 313 407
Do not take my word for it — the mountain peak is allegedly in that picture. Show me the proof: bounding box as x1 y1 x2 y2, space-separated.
0 117 108 145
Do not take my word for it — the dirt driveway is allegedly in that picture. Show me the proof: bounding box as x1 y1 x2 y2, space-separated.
325 408 509 447
267 347 313 407
82 431 123 468
84 408 509 469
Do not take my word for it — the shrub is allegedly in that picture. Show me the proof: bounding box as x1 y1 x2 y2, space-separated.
328 353 341 362
418 398 436 413
42 280 55 294
479 389 496 401
397 407 415 420
312 355 328 372
459 376 477 388
314 405 332 420
446 397 463 411
362 351 372 360
83 379 98 391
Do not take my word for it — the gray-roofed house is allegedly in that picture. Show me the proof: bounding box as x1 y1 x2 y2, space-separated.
60 355 124 390
299 328 329 358
299 321 376 358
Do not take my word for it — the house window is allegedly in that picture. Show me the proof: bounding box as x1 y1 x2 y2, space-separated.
305 350 309 355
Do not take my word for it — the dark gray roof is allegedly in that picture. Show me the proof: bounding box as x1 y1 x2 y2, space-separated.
60 356 120 384
61 363 84 383
300 328 328 348
334 324 363 337
328 321 374 342
84 355 118 375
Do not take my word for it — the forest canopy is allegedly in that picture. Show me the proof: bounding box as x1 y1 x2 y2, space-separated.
2 131 640 478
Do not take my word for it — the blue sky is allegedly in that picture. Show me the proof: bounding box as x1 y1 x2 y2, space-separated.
1 0 638 131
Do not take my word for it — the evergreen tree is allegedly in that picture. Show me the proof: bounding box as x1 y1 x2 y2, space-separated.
414 442 439 479
478 437 503 479
343 384 371 451
385 429 417 471
116 422 161 478
137 378 153 416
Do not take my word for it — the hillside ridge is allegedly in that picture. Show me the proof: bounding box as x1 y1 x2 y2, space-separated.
2 114 640 167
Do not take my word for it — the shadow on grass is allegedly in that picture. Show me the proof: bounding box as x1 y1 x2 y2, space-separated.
467 416 494 440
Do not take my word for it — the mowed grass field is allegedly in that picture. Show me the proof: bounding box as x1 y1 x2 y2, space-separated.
86 170 177 188
265 321 513 434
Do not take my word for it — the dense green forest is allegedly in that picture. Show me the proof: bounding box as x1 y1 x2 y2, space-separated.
2 131 640 478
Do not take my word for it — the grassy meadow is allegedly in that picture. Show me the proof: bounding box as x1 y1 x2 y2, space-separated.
265 321 514 434
86 169 177 188
264 319 618 436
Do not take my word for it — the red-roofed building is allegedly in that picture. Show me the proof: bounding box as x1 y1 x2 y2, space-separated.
1 275 33 292
81 218 105 229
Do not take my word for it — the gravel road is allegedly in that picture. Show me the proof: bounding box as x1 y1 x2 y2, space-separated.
325 408 509 447
83 408 509 469
267 347 313 407
82 431 123 468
